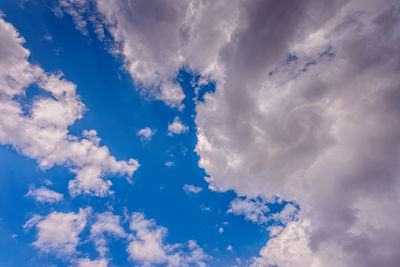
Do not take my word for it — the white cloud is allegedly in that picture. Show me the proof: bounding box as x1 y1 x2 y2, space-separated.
137 127 155 143
74 258 108 267
25 186 63 204
165 161 175 167
0 15 139 197
89 211 127 257
218 227 223 234
30 208 89 257
200 205 211 212
183 184 203 195
23 214 43 231
252 220 320 267
168 116 189 136
127 212 209 266
227 198 270 224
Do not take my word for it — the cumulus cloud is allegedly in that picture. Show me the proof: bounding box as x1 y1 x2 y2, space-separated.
50 0 400 266
128 212 209 266
89 211 127 257
25 186 63 204
0 15 139 197
168 116 189 136
74 258 108 267
29 208 89 257
137 127 155 143
183 184 203 195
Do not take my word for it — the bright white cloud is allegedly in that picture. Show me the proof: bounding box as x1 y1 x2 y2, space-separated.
137 127 155 143
0 15 139 197
74 258 108 267
252 220 320 267
89 211 127 257
128 212 209 266
25 186 63 204
183 184 203 195
168 116 189 136
30 208 89 256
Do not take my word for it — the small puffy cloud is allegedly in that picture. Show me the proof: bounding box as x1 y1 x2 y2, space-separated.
226 245 233 252
200 205 211 212
30 208 89 257
218 227 223 234
168 117 188 136
43 33 53 41
25 186 63 204
183 184 203 195
137 127 155 143
164 161 175 167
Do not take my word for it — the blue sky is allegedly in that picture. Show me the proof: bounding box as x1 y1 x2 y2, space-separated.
1 1 400 267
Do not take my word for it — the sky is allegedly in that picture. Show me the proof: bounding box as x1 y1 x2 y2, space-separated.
0 0 399 267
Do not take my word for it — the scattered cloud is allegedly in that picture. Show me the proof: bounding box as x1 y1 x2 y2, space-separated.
183 184 203 195
137 127 155 143
25 186 63 204
200 205 211 212
168 117 189 136
89 211 127 257
164 161 175 167
43 33 53 41
0 15 139 197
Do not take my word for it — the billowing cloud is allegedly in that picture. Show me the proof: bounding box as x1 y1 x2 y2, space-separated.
137 127 155 143
168 116 189 136
29 208 89 257
25 186 63 204
0 15 139 197
50 0 400 266
195 1 400 266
